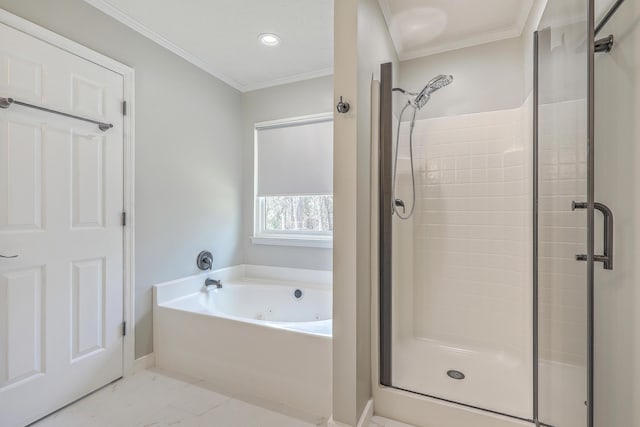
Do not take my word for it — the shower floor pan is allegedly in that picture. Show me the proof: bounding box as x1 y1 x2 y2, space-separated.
391 337 532 420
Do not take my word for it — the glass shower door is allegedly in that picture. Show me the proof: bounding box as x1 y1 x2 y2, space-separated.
535 0 595 426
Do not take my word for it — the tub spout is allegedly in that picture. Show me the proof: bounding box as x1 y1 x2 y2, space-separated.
204 278 222 290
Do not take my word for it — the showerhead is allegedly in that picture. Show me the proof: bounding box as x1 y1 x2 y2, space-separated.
413 74 453 109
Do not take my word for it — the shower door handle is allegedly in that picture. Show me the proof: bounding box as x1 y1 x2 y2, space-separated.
572 201 614 270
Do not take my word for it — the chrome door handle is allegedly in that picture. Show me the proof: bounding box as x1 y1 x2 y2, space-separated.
0 254 18 258
573 201 614 270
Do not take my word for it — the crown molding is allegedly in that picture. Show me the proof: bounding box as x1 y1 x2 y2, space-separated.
83 0 332 92
83 0 245 90
242 67 333 92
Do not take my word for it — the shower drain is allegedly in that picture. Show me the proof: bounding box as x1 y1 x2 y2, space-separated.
446 370 465 380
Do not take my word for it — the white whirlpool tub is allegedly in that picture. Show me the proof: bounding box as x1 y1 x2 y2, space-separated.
153 265 332 421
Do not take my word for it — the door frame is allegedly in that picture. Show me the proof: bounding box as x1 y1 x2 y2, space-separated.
0 8 137 376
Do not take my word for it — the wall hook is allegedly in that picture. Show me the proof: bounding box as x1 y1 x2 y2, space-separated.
594 34 614 53
336 96 350 114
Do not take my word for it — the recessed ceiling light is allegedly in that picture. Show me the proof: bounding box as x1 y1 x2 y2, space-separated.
258 33 280 46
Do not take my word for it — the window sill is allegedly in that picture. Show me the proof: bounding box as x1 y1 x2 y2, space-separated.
251 235 333 249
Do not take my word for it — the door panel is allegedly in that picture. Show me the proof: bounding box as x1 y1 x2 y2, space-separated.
71 258 106 361
0 266 44 388
0 21 124 427
0 118 43 231
0 54 44 104
72 134 106 229
71 75 107 118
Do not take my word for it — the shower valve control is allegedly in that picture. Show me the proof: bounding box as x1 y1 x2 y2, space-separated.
197 251 214 271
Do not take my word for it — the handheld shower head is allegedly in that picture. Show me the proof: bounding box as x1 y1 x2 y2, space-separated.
413 74 453 109
391 74 453 220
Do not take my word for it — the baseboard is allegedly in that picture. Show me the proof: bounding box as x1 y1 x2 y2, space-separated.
357 399 374 427
328 399 374 427
132 352 155 373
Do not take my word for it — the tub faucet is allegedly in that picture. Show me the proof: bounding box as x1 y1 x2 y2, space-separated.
204 278 222 290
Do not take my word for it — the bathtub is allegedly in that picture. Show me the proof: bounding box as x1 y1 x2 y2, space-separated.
153 265 332 421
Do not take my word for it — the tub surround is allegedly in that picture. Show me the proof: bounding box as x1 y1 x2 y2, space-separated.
153 265 333 423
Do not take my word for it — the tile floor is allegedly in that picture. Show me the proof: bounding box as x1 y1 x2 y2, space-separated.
31 368 413 427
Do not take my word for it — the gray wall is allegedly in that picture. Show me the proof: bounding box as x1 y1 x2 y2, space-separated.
399 37 524 120
241 76 333 271
0 0 245 358
594 0 640 425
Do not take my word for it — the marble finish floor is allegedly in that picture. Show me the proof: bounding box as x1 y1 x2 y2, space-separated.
31 368 320 427
31 367 413 427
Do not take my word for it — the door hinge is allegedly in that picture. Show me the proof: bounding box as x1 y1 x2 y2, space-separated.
122 100 127 116
121 212 126 226
122 321 127 336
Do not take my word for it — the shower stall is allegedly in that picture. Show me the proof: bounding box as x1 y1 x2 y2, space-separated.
375 0 627 426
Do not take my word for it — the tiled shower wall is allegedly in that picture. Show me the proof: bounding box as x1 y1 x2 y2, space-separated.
396 103 533 359
394 97 587 367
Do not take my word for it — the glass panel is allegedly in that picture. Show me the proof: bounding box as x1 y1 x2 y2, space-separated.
536 1 590 426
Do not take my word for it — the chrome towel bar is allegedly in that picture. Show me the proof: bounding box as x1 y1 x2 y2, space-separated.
0 96 113 131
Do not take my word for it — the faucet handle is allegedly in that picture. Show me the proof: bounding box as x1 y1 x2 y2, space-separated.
196 251 213 271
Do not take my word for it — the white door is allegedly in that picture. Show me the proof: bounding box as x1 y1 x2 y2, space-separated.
0 22 124 427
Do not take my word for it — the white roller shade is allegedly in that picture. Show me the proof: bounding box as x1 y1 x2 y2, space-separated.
256 118 333 196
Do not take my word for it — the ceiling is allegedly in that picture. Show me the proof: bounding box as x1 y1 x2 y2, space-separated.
83 0 618 92
83 0 333 92
378 0 535 60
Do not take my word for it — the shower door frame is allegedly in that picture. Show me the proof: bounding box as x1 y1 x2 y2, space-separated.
379 62 393 388
586 2 597 426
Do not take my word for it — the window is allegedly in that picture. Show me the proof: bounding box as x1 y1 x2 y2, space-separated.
252 114 333 248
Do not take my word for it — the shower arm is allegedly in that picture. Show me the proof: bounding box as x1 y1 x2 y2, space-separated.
392 88 417 95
